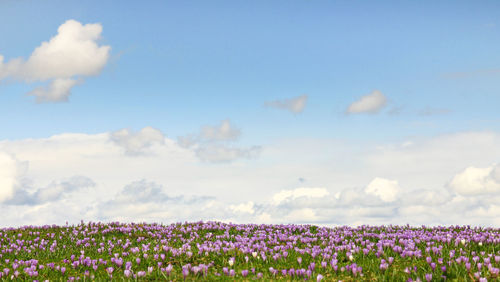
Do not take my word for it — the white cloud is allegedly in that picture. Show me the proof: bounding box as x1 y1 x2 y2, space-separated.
265 94 308 114
365 177 400 202
346 90 387 114
110 126 165 156
0 152 25 203
285 208 318 222
448 165 500 196
272 187 329 205
229 201 255 214
27 78 80 103
0 19 110 102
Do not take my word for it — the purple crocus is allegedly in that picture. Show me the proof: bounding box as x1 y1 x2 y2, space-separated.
124 269 132 278
137 271 146 277
241 270 249 277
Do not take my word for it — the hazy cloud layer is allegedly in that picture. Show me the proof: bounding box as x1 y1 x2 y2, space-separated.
0 20 110 102
97 179 217 223
346 90 387 114
1 130 500 227
265 94 308 114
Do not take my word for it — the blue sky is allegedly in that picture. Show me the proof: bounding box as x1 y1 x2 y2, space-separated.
1 1 500 227
1 0 500 142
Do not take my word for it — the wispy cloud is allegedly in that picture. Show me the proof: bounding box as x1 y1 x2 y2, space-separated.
201 119 241 142
346 90 387 114
110 127 165 156
418 107 452 116
265 94 308 114
0 20 110 102
442 69 500 79
177 119 261 163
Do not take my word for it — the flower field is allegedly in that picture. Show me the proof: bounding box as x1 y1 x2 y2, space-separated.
0 221 499 281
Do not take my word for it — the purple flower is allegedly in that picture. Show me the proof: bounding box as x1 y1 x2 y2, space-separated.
490 267 499 276
317 274 324 281
165 264 173 275
124 269 131 278
425 273 432 282
241 270 249 277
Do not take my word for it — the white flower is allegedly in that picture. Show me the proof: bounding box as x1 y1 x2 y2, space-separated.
349 255 354 261
228 258 234 266
461 239 466 245
479 242 483 246
252 252 258 258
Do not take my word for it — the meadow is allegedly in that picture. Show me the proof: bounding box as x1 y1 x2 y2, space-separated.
0 221 499 281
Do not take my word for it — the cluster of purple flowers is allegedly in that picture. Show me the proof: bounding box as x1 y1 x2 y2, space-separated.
0 222 498 280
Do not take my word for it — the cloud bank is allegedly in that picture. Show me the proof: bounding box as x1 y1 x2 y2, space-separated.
0 19 110 102
1 130 500 227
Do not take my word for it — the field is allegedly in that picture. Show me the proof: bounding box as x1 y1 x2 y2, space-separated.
0 221 499 281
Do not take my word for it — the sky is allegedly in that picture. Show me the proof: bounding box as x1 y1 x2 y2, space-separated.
1 0 500 227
